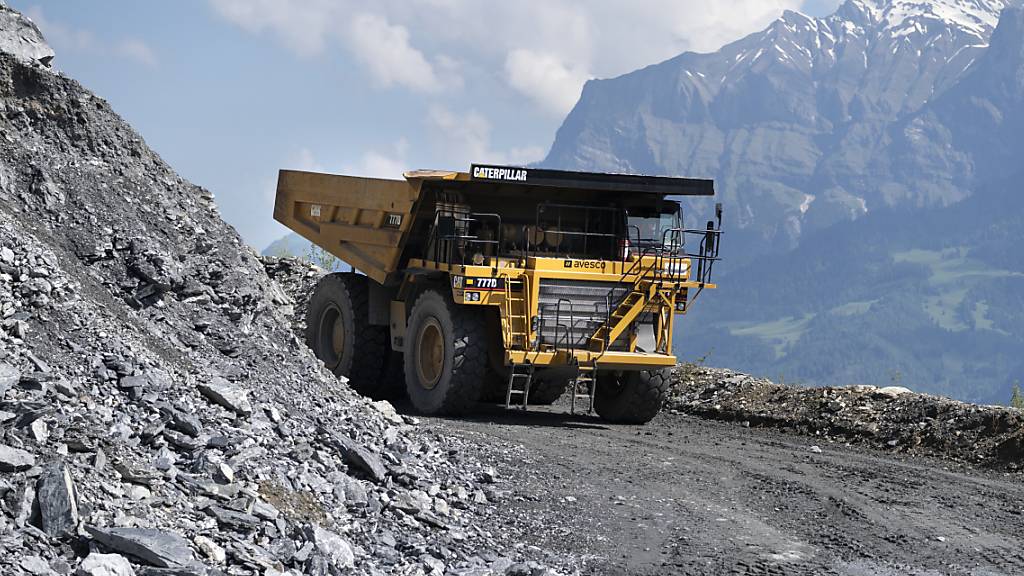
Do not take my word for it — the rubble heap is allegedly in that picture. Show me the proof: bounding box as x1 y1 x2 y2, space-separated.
669 366 1024 470
0 5 568 575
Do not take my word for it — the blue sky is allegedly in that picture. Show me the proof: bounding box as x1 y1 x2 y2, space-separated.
13 0 842 250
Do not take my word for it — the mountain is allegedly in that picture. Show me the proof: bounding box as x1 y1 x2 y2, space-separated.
544 0 1015 258
263 231 313 258
542 0 1024 404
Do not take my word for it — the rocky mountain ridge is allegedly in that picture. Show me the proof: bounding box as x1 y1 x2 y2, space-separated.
541 0 1024 402
543 0 1020 253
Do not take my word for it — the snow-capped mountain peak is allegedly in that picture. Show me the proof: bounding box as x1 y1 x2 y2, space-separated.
850 0 1009 38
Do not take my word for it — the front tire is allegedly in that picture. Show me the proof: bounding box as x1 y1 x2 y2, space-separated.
305 273 393 399
404 289 487 415
594 369 669 424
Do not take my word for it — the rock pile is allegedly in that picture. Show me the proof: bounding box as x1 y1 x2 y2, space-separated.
0 6 570 575
668 365 1024 470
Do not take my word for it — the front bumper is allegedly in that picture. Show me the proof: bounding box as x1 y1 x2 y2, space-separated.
506 349 677 370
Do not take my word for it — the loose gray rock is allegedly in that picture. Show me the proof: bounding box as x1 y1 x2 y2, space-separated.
0 361 18 396
77 553 136 576
20 555 54 575
0 5 54 66
192 536 225 565
197 377 252 416
86 526 195 568
36 463 79 537
307 525 355 570
320 428 387 484
393 489 431 515
0 443 35 471
168 410 202 437
205 505 259 531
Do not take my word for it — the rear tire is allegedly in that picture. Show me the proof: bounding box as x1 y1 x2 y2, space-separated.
594 369 669 424
404 289 486 415
305 273 394 399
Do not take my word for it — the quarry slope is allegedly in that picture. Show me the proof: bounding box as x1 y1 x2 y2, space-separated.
0 7 571 576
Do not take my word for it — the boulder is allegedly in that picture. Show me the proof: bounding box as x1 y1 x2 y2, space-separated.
86 526 195 568
306 525 355 570
77 553 136 576
36 463 79 537
0 361 18 396
0 6 54 66
320 428 387 484
0 443 35 471
198 377 252 416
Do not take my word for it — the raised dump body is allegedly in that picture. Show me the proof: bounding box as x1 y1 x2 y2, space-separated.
275 164 722 423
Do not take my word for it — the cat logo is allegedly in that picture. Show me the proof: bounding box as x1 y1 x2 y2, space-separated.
472 165 528 182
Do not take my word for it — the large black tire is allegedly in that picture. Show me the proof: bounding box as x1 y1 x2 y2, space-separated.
480 365 510 403
528 370 572 405
593 369 669 424
305 273 396 399
378 351 406 402
404 289 487 415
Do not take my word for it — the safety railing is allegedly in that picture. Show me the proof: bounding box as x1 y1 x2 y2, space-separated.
428 208 503 267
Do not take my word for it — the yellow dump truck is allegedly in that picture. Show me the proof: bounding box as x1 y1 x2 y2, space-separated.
274 164 721 423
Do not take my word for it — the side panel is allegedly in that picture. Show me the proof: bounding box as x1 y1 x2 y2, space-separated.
389 300 406 351
273 170 423 284
367 281 394 326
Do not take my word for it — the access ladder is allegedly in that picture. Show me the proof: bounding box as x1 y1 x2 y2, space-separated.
504 363 535 410
502 274 530 350
569 361 597 415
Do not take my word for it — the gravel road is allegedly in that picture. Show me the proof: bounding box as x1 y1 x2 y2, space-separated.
423 400 1024 576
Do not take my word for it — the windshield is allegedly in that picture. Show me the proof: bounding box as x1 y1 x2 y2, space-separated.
627 209 681 245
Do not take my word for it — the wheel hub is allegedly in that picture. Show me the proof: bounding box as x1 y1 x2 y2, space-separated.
416 318 444 390
318 304 343 368
331 313 345 355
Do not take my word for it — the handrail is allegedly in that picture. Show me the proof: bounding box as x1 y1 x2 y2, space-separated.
500 271 531 351
554 298 576 354
429 209 504 266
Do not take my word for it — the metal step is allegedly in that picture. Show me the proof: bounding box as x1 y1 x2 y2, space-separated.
570 363 597 415
504 363 535 410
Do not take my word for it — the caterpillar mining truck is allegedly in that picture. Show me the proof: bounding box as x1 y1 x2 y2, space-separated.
274 164 722 424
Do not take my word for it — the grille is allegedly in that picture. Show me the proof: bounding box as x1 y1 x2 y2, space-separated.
537 279 629 350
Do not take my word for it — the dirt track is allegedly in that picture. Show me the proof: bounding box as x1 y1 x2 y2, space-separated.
423 401 1024 576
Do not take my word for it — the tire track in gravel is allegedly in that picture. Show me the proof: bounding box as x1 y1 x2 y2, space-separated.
421 403 1024 576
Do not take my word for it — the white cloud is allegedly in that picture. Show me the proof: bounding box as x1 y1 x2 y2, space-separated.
208 0 336 57
505 49 588 117
346 13 441 93
286 141 410 180
427 106 544 167
210 1 453 93
209 0 810 110
25 7 95 51
28 8 162 68
117 39 159 68
345 138 410 179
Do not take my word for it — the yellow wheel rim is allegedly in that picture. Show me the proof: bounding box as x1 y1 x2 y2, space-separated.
416 318 444 389
331 312 345 356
